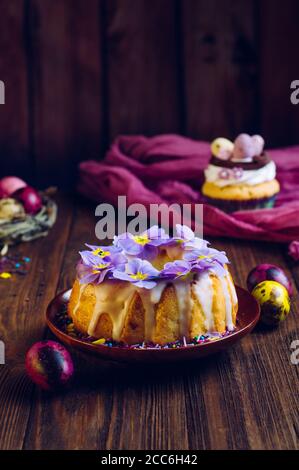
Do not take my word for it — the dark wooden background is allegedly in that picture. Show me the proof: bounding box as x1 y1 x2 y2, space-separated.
1 0 299 187
0 194 299 450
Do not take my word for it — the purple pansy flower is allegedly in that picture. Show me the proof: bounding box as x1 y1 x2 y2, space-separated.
175 224 195 242
78 250 127 284
113 226 169 259
174 224 209 251
113 258 160 289
184 247 228 276
160 260 192 280
85 243 122 258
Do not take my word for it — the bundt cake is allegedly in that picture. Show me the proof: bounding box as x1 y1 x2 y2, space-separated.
68 225 238 345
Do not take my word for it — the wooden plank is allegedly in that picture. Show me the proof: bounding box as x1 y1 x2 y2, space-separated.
0 193 73 449
1 193 297 449
182 0 259 140
23 198 100 449
259 0 299 146
23 203 299 449
0 0 32 181
23 198 190 450
28 0 103 187
210 238 299 449
106 0 181 140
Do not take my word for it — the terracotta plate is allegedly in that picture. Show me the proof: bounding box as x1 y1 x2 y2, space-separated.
46 286 260 364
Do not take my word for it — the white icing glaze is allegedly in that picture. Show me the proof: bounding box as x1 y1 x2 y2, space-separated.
87 281 135 340
150 282 167 304
192 272 214 331
226 274 238 306
219 276 235 331
73 283 86 317
173 281 191 337
139 282 167 340
76 271 237 342
204 161 276 187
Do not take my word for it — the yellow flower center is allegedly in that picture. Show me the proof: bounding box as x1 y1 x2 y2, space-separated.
92 248 110 257
130 272 148 280
92 262 110 273
133 235 149 246
197 254 212 260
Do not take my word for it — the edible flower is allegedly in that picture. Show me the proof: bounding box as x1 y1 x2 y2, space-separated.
77 225 229 286
85 243 122 258
175 224 195 243
113 258 160 289
113 225 169 259
174 224 209 250
160 260 192 280
78 250 126 284
184 247 228 276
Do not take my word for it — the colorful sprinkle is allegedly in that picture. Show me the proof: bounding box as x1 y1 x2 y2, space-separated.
0 272 11 279
92 338 106 345
0 251 31 279
54 309 236 350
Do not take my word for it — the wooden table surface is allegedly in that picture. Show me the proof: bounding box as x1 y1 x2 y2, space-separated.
0 193 298 450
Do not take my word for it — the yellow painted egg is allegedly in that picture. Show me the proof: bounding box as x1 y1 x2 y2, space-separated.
211 138 234 160
252 280 291 326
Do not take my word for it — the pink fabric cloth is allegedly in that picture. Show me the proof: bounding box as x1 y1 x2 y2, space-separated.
78 134 299 243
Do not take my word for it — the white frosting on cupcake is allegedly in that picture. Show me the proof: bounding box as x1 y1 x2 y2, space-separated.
204 161 276 187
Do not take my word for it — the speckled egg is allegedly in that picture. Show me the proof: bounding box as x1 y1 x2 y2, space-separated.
211 137 234 160
25 340 74 390
247 264 292 296
251 280 291 326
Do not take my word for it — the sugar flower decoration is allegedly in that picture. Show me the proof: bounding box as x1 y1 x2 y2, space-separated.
232 167 243 179
160 260 191 280
113 258 160 289
78 250 126 284
218 168 230 180
288 240 299 261
113 225 169 259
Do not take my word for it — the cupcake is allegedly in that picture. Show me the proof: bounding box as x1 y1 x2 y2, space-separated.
202 134 280 212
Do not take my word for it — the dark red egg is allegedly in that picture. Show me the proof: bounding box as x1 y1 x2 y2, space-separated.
14 186 42 214
247 264 292 296
25 340 74 390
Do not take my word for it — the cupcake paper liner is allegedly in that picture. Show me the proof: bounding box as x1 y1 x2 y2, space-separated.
204 195 276 213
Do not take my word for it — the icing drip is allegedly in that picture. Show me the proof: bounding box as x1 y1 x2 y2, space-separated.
173 281 191 337
219 276 235 331
226 274 238 306
87 282 135 340
139 282 167 341
192 272 214 331
73 283 86 317
76 271 237 342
